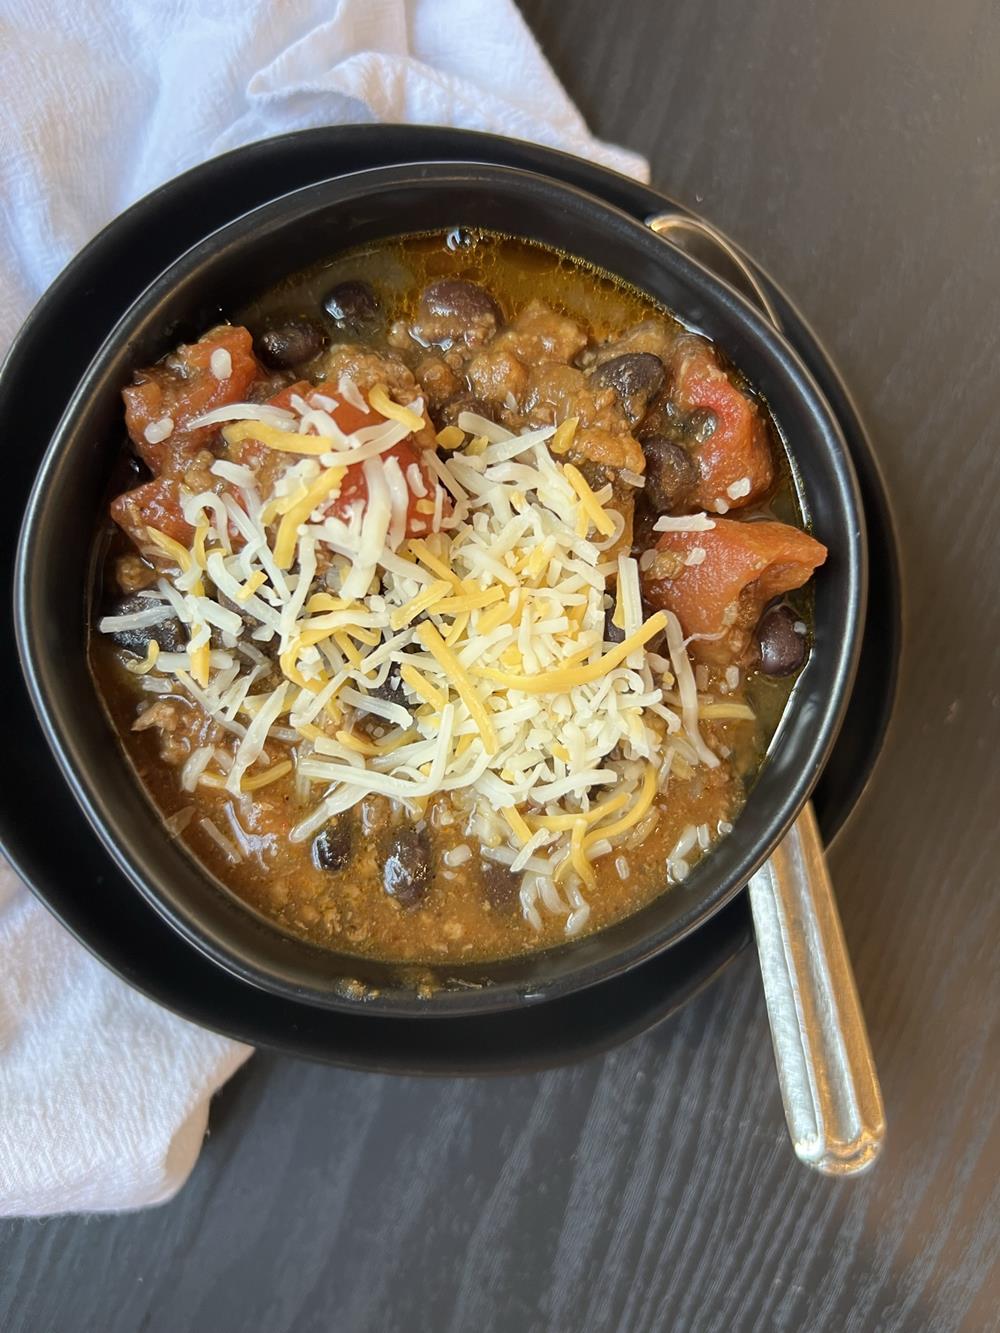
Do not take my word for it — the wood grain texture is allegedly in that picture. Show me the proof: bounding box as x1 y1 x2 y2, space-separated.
2 0 999 1328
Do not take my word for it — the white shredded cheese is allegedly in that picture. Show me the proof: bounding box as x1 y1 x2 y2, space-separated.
652 512 716 533
143 416 174 445
101 378 737 933
210 348 232 380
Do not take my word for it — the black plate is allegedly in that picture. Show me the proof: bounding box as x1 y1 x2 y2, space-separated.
0 127 900 1072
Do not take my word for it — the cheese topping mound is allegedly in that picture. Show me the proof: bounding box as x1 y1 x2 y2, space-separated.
100 381 727 936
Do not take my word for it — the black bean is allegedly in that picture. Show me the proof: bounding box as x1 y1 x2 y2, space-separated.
756 604 807 676
312 820 353 873
684 407 718 444
104 594 185 655
383 826 432 908
418 279 500 342
481 860 521 913
371 663 409 709
322 280 379 333
640 434 698 513
438 392 492 428
591 352 666 421
603 605 626 644
257 319 326 369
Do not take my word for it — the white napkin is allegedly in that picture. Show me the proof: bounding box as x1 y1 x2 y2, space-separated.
0 0 648 1216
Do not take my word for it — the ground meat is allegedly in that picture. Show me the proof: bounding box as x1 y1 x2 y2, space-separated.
180 449 219 496
415 355 462 407
520 364 627 433
465 348 529 409
132 700 181 735
314 344 418 400
567 426 645 477
115 554 158 593
490 300 588 365
585 318 680 369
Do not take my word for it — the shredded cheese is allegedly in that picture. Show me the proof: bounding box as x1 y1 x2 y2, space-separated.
562 463 616 537
102 379 735 938
415 621 498 755
222 420 330 456
477 612 667 694
273 465 346 569
124 639 160 674
368 384 424 432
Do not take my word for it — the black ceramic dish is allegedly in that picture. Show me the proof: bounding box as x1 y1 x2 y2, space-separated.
14 158 866 1018
3 129 897 1067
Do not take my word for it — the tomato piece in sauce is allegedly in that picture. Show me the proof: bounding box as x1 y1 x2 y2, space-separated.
671 339 774 513
327 439 443 537
643 517 827 661
228 382 444 539
110 477 195 550
122 326 260 477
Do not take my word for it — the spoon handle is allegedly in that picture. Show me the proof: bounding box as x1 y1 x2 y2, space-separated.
748 803 885 1174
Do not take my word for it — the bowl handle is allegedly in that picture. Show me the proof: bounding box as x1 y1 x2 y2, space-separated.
645 211 785 333
748 803 886 1174
647 211 884 1173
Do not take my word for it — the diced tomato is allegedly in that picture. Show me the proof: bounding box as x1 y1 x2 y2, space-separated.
122 326 260 476
643 517 827 661
224 382 444 539
310 380 384 435
672 340 774 512
110 478 195 550
227 381 386 472
326 440 445 537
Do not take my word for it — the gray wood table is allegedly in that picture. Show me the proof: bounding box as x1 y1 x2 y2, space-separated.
3 1 999 1328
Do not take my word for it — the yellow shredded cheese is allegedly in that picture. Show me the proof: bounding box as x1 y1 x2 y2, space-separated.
436 425 465 450
235 570 267 602
582 763 657 851
528 788 631 832
124 639 160 674
389 579 451 631
200 759 294 792
501 806 533 846
563 463 616 537
273 465 346 569
306 593 352 614
279 644 326 693
368 383 424 432
222 421 329 456
335 729 384 757
415 621 498 755
143 525 191 569
406 538 463 587
189 641 210 688
434 586 505 615
699 702 757 721
478 612 667 694
570 818 597 889
549 416 579 455
444 611 469 647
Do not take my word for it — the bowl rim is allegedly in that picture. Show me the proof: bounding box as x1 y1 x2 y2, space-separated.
14 158 867 1017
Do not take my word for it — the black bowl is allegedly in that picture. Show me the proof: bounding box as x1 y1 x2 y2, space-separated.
14 161 866 1018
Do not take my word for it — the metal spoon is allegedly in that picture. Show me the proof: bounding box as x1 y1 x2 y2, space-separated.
646 210 886 1174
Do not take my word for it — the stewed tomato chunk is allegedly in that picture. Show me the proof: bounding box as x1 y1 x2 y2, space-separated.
670 338 774 514
110 477 195 549
122 326 260 476
642 517 827 662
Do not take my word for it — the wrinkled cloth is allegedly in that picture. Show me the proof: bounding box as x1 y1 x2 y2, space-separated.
0 0 647 1216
